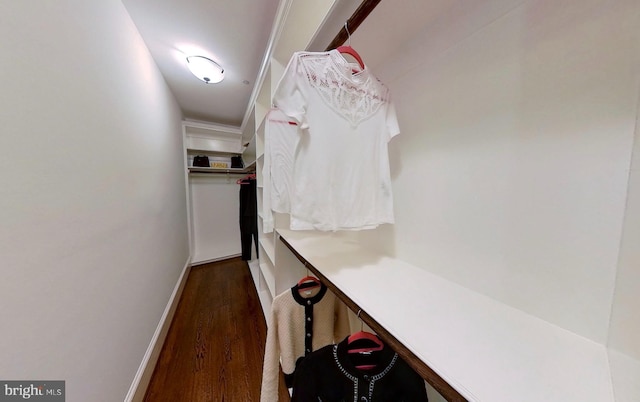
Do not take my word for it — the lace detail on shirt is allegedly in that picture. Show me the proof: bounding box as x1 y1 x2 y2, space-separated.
299 52 389 127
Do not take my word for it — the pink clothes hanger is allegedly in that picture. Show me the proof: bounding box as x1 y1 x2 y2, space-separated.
347 330 384 353
236 173 256 185
297 275 321 291
335 22 365 70
336 45 364 70
348 310 384 354
347 323 384 370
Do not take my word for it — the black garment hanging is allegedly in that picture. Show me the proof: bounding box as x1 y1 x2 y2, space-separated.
239 177 258 260
292 336 428 402
260 282 351 402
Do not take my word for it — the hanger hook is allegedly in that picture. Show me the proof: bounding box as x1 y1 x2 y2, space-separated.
344 21 351 46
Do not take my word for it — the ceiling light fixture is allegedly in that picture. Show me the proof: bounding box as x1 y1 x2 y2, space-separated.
186 55 224 84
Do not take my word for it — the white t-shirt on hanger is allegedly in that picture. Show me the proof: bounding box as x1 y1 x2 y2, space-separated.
273 49 400 231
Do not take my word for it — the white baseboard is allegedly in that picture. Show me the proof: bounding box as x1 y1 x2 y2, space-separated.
191 253 242 266
124 256 192 402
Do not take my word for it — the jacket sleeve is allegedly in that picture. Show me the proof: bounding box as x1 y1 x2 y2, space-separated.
260 301 280 402
399 358 429 401
290 353 318 402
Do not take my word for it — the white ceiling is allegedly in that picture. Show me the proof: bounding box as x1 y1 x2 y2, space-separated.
122 0 280 127
122 0 450 129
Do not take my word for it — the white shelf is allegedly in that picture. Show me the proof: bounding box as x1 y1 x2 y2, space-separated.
183 121 242 154
277 229 617 402
242 134 257 167
257 287 273 324
248 259 260 282
271 0 335 65
186 149 239 157
260 262 276 298
259 236 275 265
188 166 251 174
256 115 266 157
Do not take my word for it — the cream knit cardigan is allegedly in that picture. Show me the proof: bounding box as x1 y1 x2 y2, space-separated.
260 285 350 402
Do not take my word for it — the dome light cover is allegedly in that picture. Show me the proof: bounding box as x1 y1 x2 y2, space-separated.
186 55 224 84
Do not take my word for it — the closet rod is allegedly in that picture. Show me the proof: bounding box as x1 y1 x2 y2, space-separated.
188 171 251 175
324 0 383 51
188 167 256 175
278 235 467 402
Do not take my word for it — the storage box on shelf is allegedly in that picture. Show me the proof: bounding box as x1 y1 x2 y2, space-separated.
187 153 249 174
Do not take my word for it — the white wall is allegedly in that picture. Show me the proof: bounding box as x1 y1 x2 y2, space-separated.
355 0 639 347
190 176 243 263
609 100 640 360
0 1 189 401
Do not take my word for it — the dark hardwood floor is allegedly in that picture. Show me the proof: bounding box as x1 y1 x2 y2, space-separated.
144 257 290 402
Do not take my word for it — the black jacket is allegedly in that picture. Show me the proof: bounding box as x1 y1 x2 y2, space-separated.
292 336 428 402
